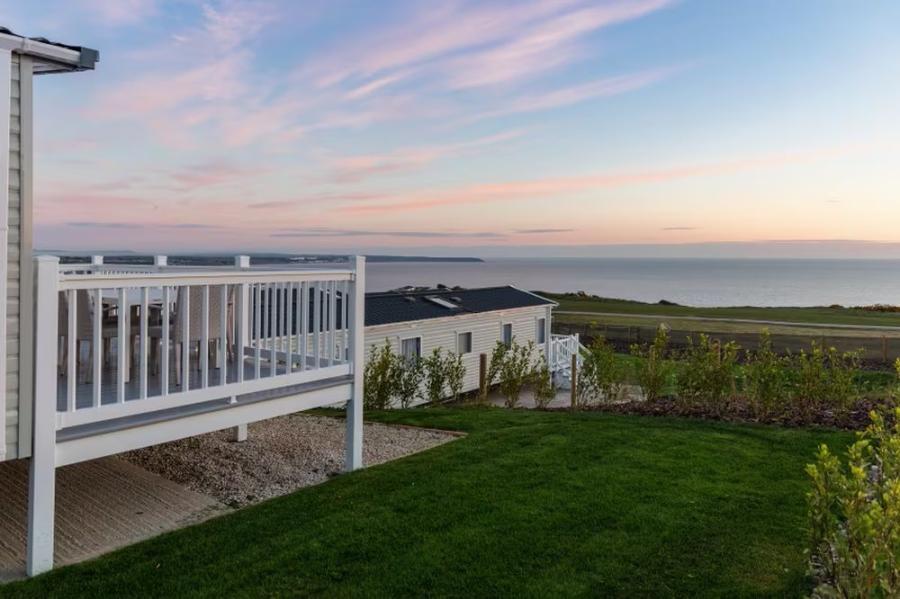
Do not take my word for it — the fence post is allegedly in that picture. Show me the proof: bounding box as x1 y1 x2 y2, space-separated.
27 256 60 576
479 353 488 398
570 352 578 411
345 255 365 472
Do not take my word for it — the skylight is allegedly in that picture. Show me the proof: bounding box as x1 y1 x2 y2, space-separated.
424 296 459 310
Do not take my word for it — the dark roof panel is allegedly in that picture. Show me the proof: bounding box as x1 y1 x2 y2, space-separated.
366 286 554 326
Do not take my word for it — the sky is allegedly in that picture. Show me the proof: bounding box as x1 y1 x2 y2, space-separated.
4 0 900 258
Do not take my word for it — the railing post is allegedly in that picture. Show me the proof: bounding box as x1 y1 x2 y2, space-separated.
90 255 103 266
153 255 167 267
231 256 251 442
345 255 365 471
28 256 60 576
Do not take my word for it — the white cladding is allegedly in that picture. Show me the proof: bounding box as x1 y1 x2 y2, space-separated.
364 304 552 406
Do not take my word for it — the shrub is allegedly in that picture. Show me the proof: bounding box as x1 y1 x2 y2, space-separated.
499 340 537 408
481 341 509 401
807 408 900 597
578 337 625 407
422 348 449 404
364 341 400 410
743 330 793 418
676 334 739 413
395 354 424 408
793 342 861 416
531 359 557 409
445 352 466 402
630 326 673 403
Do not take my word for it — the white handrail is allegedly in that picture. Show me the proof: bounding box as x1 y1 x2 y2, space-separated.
36 255 364 432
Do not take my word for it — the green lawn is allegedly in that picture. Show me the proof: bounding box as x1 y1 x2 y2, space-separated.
1 409 853 598
544 292 900 328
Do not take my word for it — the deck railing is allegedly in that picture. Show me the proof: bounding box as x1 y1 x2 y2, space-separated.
34 255 365 432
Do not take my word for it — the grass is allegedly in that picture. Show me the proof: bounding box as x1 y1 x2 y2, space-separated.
544 292 900 328
1 409 854 598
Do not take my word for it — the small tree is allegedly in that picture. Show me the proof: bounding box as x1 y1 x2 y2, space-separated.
532 359 556 409
364 341 400 410
630 326 673 403
499 340 536 408
480 341 509 401
744 330 792 418
676 334 739 414
578 337 625 407
422 348 449 404
395 354 424 408
445 352 466 402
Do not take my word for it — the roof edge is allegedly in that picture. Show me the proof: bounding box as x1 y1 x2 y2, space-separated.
0 28 98 73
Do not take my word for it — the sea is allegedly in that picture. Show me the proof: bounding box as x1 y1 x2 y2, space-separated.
364 258 900 308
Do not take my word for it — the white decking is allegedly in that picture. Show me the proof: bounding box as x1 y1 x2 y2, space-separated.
21 255 366 576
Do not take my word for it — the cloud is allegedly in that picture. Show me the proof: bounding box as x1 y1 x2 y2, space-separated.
169 159 268 190
662 226 697 231
82 0 157 25
325 130 524 183
68 221 145 229
338 146 866 214
515 228 575 234
441 0 673 90
271 227 505 239
471 66 682 121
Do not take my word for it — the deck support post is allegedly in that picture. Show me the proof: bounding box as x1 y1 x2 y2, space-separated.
28 256 60 576
345 255 365 472
230 423 248 442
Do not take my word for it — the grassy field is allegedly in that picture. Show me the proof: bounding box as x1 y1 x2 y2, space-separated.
544 292 900 328
2 409 853 598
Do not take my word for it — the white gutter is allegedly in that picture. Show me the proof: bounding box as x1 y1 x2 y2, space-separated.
0 32 92 73
0 48 10 459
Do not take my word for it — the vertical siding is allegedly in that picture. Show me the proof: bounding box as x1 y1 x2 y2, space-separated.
364 306 548 407
4 54 20 459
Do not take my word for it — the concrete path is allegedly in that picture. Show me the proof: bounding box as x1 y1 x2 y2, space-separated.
0 457 229 582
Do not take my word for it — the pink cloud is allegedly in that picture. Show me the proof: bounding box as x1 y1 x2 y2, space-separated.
325 130 524 183
338 147 865 214
82 0 157 25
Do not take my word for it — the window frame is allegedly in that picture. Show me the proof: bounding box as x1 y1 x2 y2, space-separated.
501 322 514 347
536 317 547 344
399 335 423 362
456 331 473 355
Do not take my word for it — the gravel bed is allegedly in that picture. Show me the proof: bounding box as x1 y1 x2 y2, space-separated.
122 414 459 507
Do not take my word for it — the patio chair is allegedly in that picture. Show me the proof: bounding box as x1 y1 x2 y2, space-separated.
167 285 235 387
57 290 120 383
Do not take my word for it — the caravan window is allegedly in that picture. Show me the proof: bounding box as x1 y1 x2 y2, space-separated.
502 323 513 346
536 318 546 344
401 337 421 362
457 332 473 354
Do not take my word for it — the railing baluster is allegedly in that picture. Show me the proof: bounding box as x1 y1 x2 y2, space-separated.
93 287 102 407
313 282 321 369
340 280 348 363
300 281 308 371
286 282 293 373
254 283 261 379
66 290 76 411
162 286 170 395
140 287 148 399
220 284 228 385
116 287 127 403
328 280 336 367
182 286 190 390
238 282 248 384
201 285 209 388
269 283 276 377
